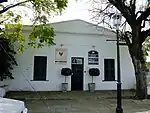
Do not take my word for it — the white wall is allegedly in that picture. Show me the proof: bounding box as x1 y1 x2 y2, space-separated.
9 32 135 91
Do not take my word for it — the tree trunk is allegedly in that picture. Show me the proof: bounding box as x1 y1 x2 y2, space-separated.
128 25 148 99
132 56 147 99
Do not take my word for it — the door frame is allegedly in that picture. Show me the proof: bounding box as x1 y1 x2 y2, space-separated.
71 57 84 91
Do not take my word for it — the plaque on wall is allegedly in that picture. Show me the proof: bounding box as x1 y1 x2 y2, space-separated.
88 50 99 65
55 48 67 64
72 57 83 64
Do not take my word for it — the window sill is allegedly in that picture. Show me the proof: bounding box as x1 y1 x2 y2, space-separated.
102 80 117 82
30 80 49 81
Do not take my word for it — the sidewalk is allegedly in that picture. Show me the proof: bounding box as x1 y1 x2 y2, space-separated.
6 91 150 113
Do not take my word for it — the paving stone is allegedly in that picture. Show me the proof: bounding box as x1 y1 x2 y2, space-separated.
6 91 150 113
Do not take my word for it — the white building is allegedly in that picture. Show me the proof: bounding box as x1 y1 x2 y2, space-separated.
9 19 135 91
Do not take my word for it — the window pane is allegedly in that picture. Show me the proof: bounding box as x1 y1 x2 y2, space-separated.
33 56 47 81
104 59 115 81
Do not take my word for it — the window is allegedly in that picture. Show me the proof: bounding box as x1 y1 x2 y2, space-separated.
104 59 115 81
88 50 99 65
33 56 47 81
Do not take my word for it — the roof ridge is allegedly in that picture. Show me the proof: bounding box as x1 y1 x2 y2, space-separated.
23 19 115 34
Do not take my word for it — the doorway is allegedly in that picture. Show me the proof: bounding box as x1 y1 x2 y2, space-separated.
71 57 84 91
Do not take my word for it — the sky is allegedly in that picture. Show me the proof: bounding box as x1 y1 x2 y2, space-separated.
20 0 146 24
4 0 146 25
22 0 93 24
51 0 91 22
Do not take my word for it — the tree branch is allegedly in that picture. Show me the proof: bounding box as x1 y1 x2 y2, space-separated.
0 17 9 24
124 31 132 47
0 0 28 14
130 0 136 17
141 19 150 28
142 28 150 37
98 17 113 29
108 0 132 26
136 11 143 17
90 3 114 25
137 7 150 24
96 3 112 14
140 28 150 43
141 20 146 28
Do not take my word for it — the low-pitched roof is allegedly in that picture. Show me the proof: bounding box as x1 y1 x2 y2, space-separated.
23 19 115 36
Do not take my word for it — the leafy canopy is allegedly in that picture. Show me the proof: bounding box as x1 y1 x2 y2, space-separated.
0 0 68 52
0 37 17 81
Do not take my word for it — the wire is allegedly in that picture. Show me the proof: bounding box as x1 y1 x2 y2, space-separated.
0 44 53 113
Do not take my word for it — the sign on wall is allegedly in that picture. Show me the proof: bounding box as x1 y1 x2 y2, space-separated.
72 57 83 65
55 48 68 64
88 50 99 65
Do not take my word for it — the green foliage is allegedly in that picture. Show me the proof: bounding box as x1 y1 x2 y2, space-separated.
0 37 17 81
3 23 26 52
28 24 55 48
143 36 150 69
0 0 68 81
143 36 150 56
0 0 68 52
146 62 150 70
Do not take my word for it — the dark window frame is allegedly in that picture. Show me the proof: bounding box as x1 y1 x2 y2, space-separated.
103 59 116 81
32 56 48 81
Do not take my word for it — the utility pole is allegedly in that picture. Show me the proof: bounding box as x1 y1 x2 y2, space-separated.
112 11 123 113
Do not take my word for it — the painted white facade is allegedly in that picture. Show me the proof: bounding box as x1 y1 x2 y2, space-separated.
9 19 135 91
